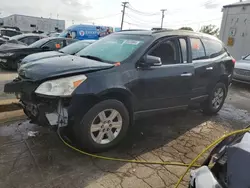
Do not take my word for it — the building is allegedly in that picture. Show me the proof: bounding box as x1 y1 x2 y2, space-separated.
1 14 65 34
220 0 250 60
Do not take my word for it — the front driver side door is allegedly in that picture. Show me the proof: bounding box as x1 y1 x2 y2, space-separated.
135 37 194 113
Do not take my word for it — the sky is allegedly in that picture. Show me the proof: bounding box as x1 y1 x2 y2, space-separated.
0 0 238 31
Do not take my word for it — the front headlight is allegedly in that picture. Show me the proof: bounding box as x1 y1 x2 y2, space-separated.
35 75 87 97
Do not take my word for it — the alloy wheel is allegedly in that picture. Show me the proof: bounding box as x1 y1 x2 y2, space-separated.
90 109 122 144
212 87 224 109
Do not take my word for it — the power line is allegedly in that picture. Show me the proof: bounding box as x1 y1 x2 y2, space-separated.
170 17 222 27
125 14 159 24
127 4 160 16
124 21 156 28
124 17 222 30
84 13 121 22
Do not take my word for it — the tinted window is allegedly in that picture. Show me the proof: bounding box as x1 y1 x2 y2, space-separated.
66 39 78 45
6 30 20 37
42 39 64 50
60 41 94 54
29 38 49 48
179 38 187 63
190 38 206 61
202 39 225 58
77 34 150 63
19 36 40 45
149 39 179 65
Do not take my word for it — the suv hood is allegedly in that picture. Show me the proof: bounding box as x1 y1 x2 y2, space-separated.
0 43 27 51
21 51 64 65
18 55 114 81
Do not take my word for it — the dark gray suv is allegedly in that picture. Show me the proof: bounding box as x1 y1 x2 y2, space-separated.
5 30 235 152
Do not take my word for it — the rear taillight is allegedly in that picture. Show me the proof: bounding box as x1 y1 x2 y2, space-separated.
232 58 236 64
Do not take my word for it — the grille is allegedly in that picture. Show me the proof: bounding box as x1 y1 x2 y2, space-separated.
234 69 250 76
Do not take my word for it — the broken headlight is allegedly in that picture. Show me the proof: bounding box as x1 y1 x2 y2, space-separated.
35 75 87 97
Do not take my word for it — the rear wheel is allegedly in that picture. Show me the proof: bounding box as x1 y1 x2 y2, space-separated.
202 82 227 115
74 99 130 152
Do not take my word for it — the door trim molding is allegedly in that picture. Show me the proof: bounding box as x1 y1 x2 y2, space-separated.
134 105 188 119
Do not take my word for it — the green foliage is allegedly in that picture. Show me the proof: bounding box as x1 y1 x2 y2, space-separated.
199 24 219 37
179 27 194 31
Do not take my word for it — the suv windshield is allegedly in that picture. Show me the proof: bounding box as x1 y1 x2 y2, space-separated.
243 54 250 62
59 40 94 54
29 38 48 48
76 34 150 63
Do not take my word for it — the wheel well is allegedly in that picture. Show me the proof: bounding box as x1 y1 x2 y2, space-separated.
100 92 134 125
218 75 229 90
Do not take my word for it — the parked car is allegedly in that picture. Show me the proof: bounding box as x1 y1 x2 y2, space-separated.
49 32 61 37
0 37 7 46
0 33 47 50
233 54 250 84
4 30 235 152
18 40 95 68
0 37 78 70
0 28 22 40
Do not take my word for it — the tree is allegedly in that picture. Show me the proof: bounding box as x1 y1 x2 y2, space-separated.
199 24 219 37
179 27 193 31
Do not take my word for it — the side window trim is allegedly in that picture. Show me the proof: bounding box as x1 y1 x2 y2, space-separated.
146 36 182 65
189 37 207 62
177 37 190 64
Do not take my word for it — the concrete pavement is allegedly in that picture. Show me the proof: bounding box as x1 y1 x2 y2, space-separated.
0 83 249 188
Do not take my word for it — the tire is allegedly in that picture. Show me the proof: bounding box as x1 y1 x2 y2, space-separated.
73 99 130 152
202 82 227 115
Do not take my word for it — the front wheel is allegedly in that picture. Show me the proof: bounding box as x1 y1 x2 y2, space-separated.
202 82 227 115
73 99 130 152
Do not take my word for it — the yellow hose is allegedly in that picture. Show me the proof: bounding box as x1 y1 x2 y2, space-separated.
57 127 250 188
57 131 201 167
174 127 250 188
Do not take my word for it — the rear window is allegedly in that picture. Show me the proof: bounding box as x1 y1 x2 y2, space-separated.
190 38 206 61
202 39 226 58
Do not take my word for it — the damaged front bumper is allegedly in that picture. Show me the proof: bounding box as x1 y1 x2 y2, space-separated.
5 78 70 127
21 98 69 127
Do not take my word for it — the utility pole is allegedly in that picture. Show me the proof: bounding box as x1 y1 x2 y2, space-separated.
121 2 129 30
160 9 167 29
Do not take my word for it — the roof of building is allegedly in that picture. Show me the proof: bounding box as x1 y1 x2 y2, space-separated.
3 14 65 22
223 0 250 8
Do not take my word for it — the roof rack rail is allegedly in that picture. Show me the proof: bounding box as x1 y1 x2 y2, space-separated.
118 29 149 32
152 29 174 33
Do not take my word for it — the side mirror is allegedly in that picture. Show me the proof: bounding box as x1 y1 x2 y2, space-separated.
142 55 162 67
42 46 50 50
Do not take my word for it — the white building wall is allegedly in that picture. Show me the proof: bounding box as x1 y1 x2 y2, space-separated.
2 14 65 33
220 4 250 60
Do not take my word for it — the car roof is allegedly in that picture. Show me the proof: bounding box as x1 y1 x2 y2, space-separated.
9 33 47 40
114 29 220 42
16 33 47 37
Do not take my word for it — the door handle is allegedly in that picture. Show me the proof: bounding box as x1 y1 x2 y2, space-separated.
206 67 213 70
181 73 192 77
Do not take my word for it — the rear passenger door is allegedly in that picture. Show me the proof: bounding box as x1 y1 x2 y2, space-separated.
189 37 214 98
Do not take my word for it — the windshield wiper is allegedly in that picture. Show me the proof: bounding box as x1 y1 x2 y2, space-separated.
80 55 104 62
